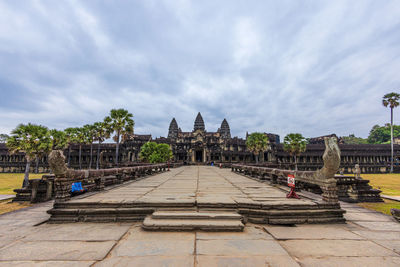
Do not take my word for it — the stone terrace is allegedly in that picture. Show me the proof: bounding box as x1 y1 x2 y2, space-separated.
48 166 344 224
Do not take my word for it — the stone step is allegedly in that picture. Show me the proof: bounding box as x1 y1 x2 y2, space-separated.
151 210 242 220
142 217 244 231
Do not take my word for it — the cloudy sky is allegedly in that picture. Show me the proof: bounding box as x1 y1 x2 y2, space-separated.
0 0 399 139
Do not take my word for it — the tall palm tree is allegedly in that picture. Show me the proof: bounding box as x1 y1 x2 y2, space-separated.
93 120 111 169
76 127 89 170
246 132 269 163
83 124 96 169
383 92 400 173
6 123 51 187
64 127 79 168
104 109 134 166
0 134 9 143
49 129 68 150
283 133 307 171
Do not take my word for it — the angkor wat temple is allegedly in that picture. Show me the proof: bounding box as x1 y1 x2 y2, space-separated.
0 112 398 173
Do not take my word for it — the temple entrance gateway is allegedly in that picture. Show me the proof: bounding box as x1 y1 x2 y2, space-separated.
195 150 203 162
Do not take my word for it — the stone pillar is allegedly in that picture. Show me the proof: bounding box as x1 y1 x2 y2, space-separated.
46 180 53 201
320 180 338 203
54 177 71 203
30 179 39 203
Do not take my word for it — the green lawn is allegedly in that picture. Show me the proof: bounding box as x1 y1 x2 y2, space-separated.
358 199 400 215
349 173 400 196
345 173 400 215
0 173 47 195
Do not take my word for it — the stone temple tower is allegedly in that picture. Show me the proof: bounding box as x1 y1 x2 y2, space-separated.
168 118 179 139
193 112 205 132
219 118 231 139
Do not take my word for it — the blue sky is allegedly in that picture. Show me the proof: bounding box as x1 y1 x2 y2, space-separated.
0 0 399 139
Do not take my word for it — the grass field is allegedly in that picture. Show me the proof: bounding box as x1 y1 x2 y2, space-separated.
0 199 31 215
349 173 400 196
0 173 46 215
0 173 47 195
358 199 400 215
345 173 400 215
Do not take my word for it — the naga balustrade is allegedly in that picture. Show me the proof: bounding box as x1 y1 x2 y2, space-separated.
232 137 341 203
48 150 168 203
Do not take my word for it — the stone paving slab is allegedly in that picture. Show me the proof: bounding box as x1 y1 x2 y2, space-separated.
298 256 400 267
197 239 289 256
197 224 272 240
23 223 131 241
0 194 15 201
0 261 95 267
112 239 195 257
351 230 400 240
352 221 400 231
0 240 116 261
280 240 398 257
374 240 400 254
196 255 300 267
345 212 395 222
381 194 400 201
95 256 194 267
264 224 364 240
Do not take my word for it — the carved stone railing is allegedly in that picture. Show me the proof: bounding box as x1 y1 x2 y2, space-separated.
48 150 168 203
232 137 341 203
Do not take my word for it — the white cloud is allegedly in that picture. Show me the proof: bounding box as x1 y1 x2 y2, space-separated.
0 0 399 140
232 17 261 68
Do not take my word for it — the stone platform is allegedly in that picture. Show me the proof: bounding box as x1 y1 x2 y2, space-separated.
47 166 345 226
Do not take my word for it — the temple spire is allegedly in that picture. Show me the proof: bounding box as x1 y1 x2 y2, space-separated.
193 112 205 131
219 118 231 139
168 118 179 139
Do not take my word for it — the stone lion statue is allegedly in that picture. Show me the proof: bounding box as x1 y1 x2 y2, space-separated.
48 150 68 177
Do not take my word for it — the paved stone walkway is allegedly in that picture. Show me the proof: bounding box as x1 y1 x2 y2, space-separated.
0 166 400 266
68 166 315 207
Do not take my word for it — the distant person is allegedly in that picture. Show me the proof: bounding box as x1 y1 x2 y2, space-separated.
71 182 87 196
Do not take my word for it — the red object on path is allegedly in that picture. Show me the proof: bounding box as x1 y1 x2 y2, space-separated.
286 174 300 199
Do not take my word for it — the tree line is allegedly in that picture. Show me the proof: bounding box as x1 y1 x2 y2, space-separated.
246 132 307 171
5 108 134 187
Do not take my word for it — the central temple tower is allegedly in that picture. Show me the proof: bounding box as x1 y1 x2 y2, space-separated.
193 112 205 132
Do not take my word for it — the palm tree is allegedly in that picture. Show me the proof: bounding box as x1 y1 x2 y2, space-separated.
383 92 400 173
283 133 307 171
76 127 89 170
49 129 68 150
246 132 269 163
83 124 96 169
93 120 111 169
64 127 79 168
6 123 51 187
0 134 9 143
104 109 134 166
